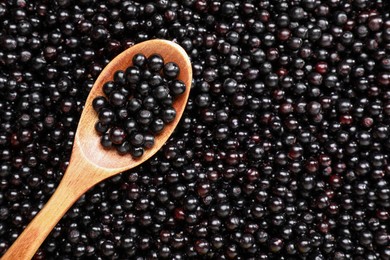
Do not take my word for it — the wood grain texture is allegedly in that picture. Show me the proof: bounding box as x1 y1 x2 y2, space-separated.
1 39 192 260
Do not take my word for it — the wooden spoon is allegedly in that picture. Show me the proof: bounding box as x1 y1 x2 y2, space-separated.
2 39 192 260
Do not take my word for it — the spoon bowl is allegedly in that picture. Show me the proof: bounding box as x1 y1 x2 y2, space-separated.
78 39 192 170
2 39 192 260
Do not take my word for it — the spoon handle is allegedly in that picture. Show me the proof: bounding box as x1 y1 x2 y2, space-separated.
1 156 103 259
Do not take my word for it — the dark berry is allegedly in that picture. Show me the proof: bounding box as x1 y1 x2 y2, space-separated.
132 53 147 67
152 85 169 100
102 81 116 96
125 66 141 84
143 134 155 149
130 132 145 147
127 98 142 113
169 80 186 96
150 118 165 134
109 91 126 107
109 127 126 145
137 110 153 125
130 146 144 158
163 62 180 79
161 107 176 123
148 54 164 72
98 108 115 124
2 2 389 259
113 70 126 85
92 96 108 112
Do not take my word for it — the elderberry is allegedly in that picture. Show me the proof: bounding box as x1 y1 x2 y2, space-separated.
1 1 390 259
92 53 185 157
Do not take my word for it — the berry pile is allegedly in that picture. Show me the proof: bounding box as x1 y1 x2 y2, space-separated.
1 0 390 259
93 53 185 157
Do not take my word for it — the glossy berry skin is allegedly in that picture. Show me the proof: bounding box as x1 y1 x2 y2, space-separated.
124 118 138 134
92 53 183 158
143 134 155 149
125 66 141 84
161 107 176 123
113 70 126 85
148 54 164 72
130 146 144 158
98 108 115 125
127 98 142 113
163 62 180 79
108 91 126 107
95 121 109 134
152 85 170 100
1 1 390 259
132 53 147 67
137 110 153 125
103 81 116 96
109 127 126 145
150 118 165 134
129 132 144 147
143 96 157 110
169 80 186 96
92 96 108 112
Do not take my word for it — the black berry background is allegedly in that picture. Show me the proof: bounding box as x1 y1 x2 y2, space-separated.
1 0 390 259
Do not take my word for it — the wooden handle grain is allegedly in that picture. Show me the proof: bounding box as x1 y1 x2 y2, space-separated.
2 182 79 259
1 153 106 260
1 39 192 259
